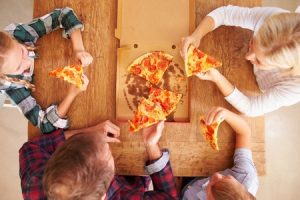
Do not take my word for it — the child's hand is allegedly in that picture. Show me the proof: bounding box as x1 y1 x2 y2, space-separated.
204 107 227 125
74 50 93 67
67 74 89 96
180 35 201 60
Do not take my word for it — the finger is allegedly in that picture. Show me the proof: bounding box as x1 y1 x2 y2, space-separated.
213 109 225 123
104 123 120 138
106 137 121 143
105 120 121 133
205 107 220 125
156 121 165 133
81 56 88 66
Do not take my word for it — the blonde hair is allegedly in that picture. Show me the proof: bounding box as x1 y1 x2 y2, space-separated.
212 179 256 200
255 13 300 75
0 31 36 91
43 133 114 200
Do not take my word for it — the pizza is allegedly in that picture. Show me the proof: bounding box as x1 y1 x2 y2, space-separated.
185 45 222 77
128 51 173 85
148 87 183 116
129 98 166 132
49 65 83 88
199 118 222 150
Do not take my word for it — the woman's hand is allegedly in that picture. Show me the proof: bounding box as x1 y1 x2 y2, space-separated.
196 68 220 82
180 35 201 60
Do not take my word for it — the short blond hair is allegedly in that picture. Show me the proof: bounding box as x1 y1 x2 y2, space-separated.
212 179 256 200
43 133 114 200
255 13 300 75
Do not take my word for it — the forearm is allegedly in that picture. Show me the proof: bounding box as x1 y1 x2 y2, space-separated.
71 29 85 52
224 110 251 148
146 144 162 161
213 72 235 97
191 16 215 43
57 93 78 118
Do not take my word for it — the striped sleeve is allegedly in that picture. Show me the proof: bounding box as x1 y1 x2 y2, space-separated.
4 7 83 43
5 87 69 134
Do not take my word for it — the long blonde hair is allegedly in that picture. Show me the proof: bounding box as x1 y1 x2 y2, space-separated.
255 13 300 75
0 31 36 91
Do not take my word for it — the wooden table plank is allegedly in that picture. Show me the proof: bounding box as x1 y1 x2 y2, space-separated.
30 0 265 176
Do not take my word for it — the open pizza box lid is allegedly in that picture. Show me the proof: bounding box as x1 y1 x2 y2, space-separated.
115 0 195 122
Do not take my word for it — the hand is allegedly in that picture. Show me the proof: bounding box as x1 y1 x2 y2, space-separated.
92 120 121 143
180 35 201 60
204 107 227 125
196 68 220 82
74 50 93 67
67 74 89 96
142 121 165 147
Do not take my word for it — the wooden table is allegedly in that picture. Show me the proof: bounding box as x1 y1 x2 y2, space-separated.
30 0 265 176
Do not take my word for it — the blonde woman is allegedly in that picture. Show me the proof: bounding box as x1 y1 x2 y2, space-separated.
0 7 92 133
181 5 300 116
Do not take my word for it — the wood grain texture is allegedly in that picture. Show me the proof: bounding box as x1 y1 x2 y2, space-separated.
30 0 265 176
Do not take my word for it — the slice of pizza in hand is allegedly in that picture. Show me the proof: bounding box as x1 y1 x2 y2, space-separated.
128 51 173 85
185 45 222 77
199 117 222 150
148 87 183 116
129 98 166 132
49 65 83 88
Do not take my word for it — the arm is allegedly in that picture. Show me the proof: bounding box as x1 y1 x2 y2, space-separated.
180 6 288 58
204 107 251 149
4 7 92 66
5 7 83 43
142 122 178 199
224 84 300 116
5 75 88 133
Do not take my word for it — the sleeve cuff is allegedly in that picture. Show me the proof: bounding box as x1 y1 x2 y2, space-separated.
224 87 242 104
45 105 69 129
145 149 169 175
62 24 84 39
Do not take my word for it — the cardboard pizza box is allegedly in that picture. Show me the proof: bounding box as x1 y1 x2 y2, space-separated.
116 0 195 122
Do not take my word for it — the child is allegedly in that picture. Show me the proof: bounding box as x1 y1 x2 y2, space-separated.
181 107 258 200
0 7 93 133
181 6 300 116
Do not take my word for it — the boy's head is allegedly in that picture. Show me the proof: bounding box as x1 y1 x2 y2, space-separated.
207 173 256 200
43 132 115 200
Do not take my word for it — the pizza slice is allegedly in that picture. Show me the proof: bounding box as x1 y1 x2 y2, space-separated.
199 117 222 150
185 45 222 77
129 98 166 132
128 51 173 85
148 87 183 116
49 65 83 88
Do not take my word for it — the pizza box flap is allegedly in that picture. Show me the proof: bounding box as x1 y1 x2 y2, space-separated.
115 0 195 45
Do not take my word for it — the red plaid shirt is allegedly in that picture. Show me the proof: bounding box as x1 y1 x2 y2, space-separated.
19 130 178 200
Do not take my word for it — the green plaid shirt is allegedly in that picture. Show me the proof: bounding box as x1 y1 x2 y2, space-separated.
1 7 84 134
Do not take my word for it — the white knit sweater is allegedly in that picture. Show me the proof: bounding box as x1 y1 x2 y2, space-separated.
207 5 300 116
